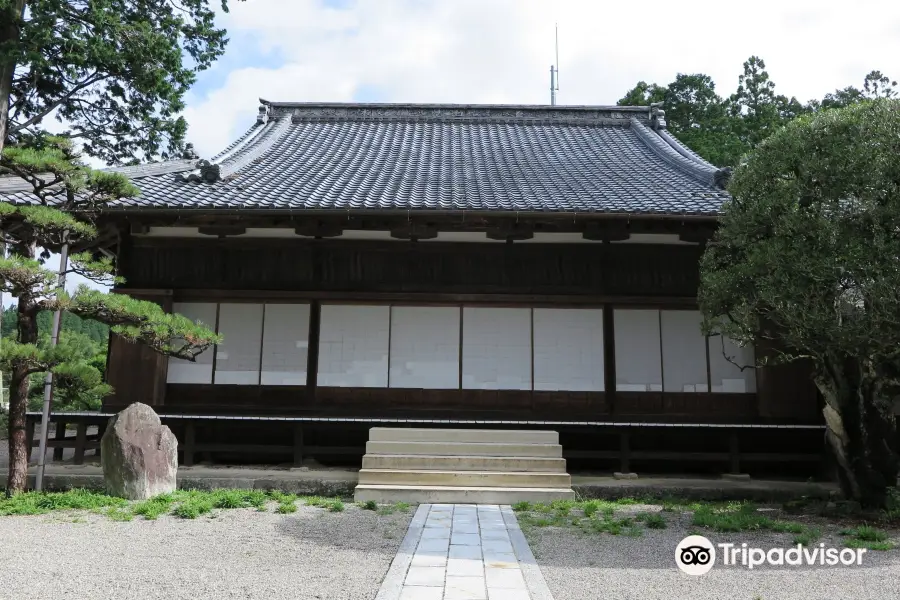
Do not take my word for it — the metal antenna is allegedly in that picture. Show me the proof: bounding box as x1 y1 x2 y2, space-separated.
550 23 560 105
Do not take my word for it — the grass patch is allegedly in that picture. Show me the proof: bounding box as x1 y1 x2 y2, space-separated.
0 489 127 516
276 502 297 514
132 494 175 520
640 513 667 529
105 507 134 522
793 527 821 546
845 538 894 551
172 495 214 519
841 525 894 550
512 501 531 512
359 500 378 511
394 502 410 512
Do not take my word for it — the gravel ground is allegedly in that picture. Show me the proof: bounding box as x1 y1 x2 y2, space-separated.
526 507 900 600
1 505 412 600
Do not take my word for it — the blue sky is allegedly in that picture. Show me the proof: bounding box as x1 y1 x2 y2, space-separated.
179 0 900 159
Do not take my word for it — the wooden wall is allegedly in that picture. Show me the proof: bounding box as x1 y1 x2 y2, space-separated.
104 236 821 424
117 237 703 297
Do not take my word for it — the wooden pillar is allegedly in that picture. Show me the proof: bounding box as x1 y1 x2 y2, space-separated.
184 422 196 467
104 289 173 411
729 431 740 474
619 430 631 473
53 420 67 461
73 423 87 465
603 305 616 415
293 424 304 467
25 417 36 463
306 301 321 405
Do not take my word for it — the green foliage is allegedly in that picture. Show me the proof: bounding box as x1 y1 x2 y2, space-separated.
131 495 175 520
639 513 667 529
793 527 822 547
699 99 900 507
841 525 895 550
360 500 378 511
2 0 239 164
0 488 126 515
618 57 895 167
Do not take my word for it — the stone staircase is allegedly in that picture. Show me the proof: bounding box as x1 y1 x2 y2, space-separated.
354 427 574 504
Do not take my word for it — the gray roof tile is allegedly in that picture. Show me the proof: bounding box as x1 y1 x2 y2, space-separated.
0 103 731 216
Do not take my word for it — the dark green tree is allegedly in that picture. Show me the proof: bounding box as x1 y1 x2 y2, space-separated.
0 0 236 493
699 99 900 507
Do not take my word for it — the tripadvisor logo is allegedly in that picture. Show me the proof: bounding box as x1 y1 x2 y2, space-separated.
675 535 868 575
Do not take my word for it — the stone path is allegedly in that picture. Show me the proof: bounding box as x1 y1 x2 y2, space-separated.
376 503 554 600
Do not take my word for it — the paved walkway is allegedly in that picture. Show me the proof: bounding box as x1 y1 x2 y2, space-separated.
376 504 553 600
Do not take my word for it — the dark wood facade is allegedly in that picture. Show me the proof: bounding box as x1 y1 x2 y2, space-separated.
104 233 821 425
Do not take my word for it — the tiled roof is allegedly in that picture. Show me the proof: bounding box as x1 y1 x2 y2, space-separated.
0 102 732 216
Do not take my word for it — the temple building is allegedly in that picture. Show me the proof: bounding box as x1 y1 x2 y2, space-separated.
5 101 826 474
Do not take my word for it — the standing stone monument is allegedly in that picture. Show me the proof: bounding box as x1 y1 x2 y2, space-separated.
101 402 178 500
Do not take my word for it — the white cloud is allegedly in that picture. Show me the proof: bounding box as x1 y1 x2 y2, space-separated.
179 0 900 157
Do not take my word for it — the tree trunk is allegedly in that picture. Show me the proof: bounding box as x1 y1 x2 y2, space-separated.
0 0 26 153
5 293 37 493
817 359 899 508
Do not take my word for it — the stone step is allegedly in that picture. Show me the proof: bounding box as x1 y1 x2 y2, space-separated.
365 440 562 457
367 427 559 445
357 468 572 488
354 484 575 504
361 454 568 473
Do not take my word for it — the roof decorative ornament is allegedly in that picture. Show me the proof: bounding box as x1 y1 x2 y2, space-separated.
713 167 733 190
649 103 667 130
175 159 221 183
257 103 270 125
181 143 199 159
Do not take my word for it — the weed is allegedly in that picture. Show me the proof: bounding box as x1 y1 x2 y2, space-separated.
361 500 378 511
276 502 297 514
512 501 531 512
770 520 805 534
843 525 888 542
623 525 643 537
326 499 345 512
172 497 214 519
845 539 894 551
582 501 600 518
0 489 126 516
132 495 174 520
394 502 410 512
642 513 667 529
105 507 134 522
793 528 821 547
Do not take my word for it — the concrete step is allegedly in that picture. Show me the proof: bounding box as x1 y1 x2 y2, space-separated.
367 427 559 445
365 440 562 457
354 484 575 504
362 454 568 473
357 468 572 488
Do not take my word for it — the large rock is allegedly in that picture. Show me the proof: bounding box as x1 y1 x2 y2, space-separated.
101 403 177 500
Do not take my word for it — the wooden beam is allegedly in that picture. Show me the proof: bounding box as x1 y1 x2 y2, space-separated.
485 224 534 241
198 226 246 237
390 223 438 240
294 221 343 238
583 222 630 241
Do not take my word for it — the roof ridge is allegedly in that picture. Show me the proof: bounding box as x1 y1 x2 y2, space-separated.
280 104 649 125
629 118 724 190
290 113 635 127
656 128 717 169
